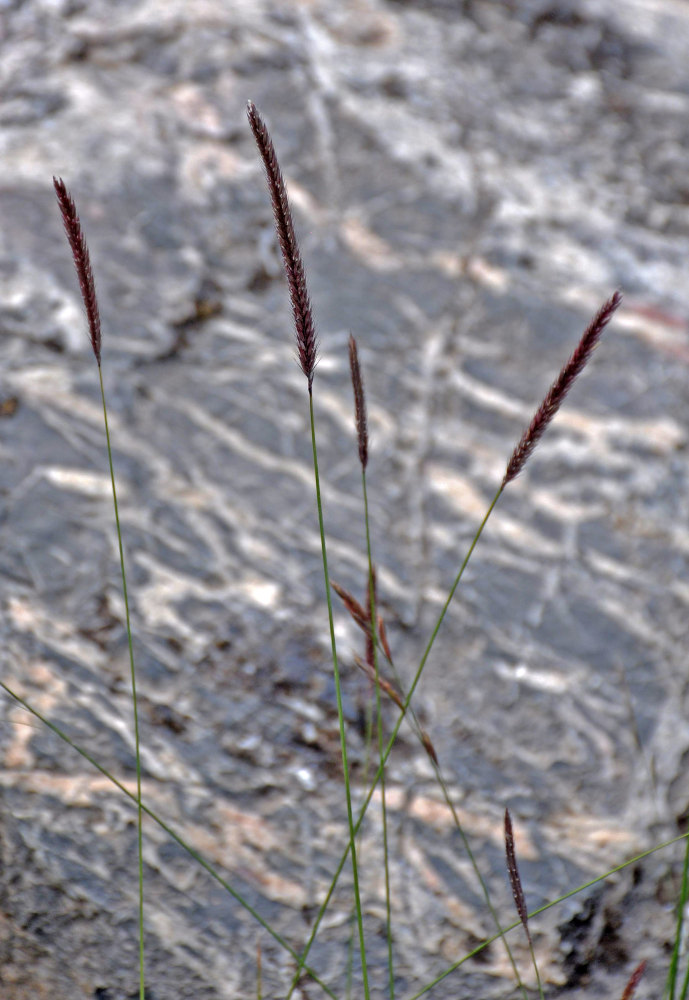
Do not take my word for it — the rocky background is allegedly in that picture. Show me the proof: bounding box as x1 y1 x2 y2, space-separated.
1 0 689 997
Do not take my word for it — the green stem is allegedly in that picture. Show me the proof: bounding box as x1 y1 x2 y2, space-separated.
308 389 370 1000
526 934 545 1000
98 365 145 1000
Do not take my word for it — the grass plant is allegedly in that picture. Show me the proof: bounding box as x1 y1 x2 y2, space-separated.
2 104 686 998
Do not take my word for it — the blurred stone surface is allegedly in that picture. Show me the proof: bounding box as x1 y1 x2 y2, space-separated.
1 0 688 997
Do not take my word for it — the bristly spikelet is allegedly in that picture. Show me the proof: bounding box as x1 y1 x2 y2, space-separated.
502 291 622 488
331 580 369 631
246 101 318 390
53 177 102 365
620 960 646 1000
348 334 368 470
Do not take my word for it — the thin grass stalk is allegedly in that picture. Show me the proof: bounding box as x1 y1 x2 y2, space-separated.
99 368 146 1000
345 911 356 1000
668 835 689 1000
308 389 371 1000
0 680 337 999
362 471 395 999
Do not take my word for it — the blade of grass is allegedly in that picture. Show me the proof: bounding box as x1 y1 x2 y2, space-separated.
0 680 337 1000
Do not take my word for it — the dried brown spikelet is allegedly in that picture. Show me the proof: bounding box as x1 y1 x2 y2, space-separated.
353 655 404 710
53 177 102 365
363 566 377 667
620 960 646 1000
504 808 532 943
247 101 318 390
502 291 622 488
331 580 368 631
377 616 393 663
420 729 439 766
348 334 368 470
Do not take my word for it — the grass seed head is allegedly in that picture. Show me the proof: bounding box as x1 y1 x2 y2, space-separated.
247 101 318 390
53 177 102 365
502 291 622 488
348 334 368 470
504 807 531 941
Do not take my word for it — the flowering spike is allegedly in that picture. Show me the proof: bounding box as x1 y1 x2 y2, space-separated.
247 102 318 389
503 291 622 488
53 177 102 364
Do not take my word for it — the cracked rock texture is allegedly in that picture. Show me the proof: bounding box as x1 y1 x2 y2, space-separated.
1 1 689 997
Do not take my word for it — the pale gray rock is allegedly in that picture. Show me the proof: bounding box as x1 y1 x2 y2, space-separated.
1 1 688 997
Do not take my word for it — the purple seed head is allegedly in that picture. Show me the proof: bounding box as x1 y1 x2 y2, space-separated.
247 102 318 390
348 335 368 470
503 291 622 488
53 177 102 365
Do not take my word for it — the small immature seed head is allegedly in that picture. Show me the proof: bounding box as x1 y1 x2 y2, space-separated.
348 334 368 470
504 808 531 941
